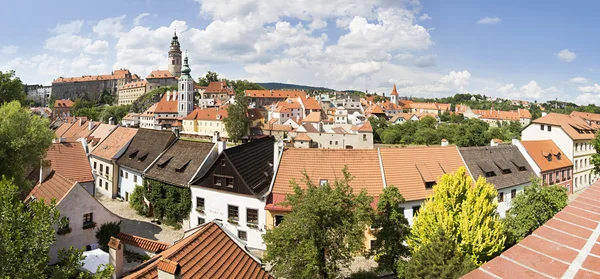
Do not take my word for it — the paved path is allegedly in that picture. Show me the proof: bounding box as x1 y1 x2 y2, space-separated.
97 193 183 245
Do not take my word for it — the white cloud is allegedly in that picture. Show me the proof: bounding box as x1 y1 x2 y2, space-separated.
569 77 588 84
93 15 126 37
578 83 600 93
413 54 435 67
71 54 92 69
44 34 92 52
84 40 109 54
440 70 471 87
50 20 84 34
133 13 151 26
309 18 328 31
575 93 600 105
1 45 19 54
477 17 501 24
496 83 515 93
419 13 431 20
557 49 576 62
495 80 560 100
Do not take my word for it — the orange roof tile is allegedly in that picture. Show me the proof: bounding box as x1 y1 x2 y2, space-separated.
379 146 465 201
183 107 228 121
366 105 385 115
88 123 117 150
155 91 178 113
121 80 147 89
124 222 273 279
146 70 174 79
303 111 322 122
245 90 307 99
356 121 373 132
205 81 233 95
53 70 131 83
570 111 600 123
141 103 158 116
473 109 531 121
58 117 99 140
91 127 138 160
299 95 321 110
271 149 384 197
521 140 573 172
25 171 76 205
45 142 94 183
532 113 596 140
462 180 600 279
54 99 74 108
116 232 169 253
294 133 312 141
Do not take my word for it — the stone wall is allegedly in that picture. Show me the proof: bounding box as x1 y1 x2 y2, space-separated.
52 79 120 100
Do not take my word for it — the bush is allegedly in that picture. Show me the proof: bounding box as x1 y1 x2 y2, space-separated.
349 271 379 279
145 179 191 227
96 221 121 251
129 185 148 216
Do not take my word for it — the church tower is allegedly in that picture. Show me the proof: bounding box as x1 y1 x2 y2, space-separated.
168 30 182 77
178 53 194 117
390 83 399 105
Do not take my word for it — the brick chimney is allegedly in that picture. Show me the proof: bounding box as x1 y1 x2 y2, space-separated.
108 237 123 279
157 259 181 279
39 160 52 184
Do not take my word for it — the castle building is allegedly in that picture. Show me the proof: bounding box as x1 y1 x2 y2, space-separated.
168 30 182 78
52 69 133 100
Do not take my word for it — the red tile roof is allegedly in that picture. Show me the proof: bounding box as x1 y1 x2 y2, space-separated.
390 84 399 96
571 111 600 123
532 113 596 140
45 142 94 183
521 140 573 172
146 70 174 79
299 95 321 110
141 103 158 116
205 81 234 95
155 91 178 113
25 171 76 205
59 117 100 140
245 90 306 99
90 127 138 160
294 133 312 141
303 111 322 122
124 222 273 279
121 80 147 89
54 99 74 108
462 180 600 279
116 232 169 253
53 70 131 83
183 107 228 121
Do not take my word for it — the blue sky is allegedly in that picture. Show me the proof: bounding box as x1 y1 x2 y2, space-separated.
1 0 600 104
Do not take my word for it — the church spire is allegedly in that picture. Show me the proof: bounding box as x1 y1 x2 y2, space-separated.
180 51 191 79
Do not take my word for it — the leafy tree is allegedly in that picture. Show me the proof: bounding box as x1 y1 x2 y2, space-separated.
75 107 103 121
408 167 505 265
224 93 250 142
590 131 600 175
145 179 191 227
263 167 374 279
99 89 115 105
402 229 476 279
48 95 57 108
129 185 148 216
371 186 410 273
0 101 54 192
503 180 568 247
381 129 402 144
454 118 490 147
100 105 130 124
349 271 379 279
49 246 113 279
96 221 121 252
0 70 25 105
197 71 219 86
228 79 265 95
130 86 176 113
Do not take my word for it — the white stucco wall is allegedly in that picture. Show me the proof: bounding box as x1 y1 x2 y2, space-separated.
51 183 120 264
189 186 267 250
522 123 574 160
118 166 143 201
306 132 374 149
91 156 115 198
399 199 426 226
495 183 528 218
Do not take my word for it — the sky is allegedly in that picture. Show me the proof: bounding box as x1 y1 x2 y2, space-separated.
1 0 600 104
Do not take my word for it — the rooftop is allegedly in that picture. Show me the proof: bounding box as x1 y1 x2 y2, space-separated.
183 107 228 121
53 69 131 83
154 91 178 113
116 129 176 172
146 70 174 79
44 142 94 183
25 171 76 205
116 232 169 253
90 127 138 160
521 140 573 172
221 137 274 196
245 90 306 99
145 140 215 187
532 112 596 140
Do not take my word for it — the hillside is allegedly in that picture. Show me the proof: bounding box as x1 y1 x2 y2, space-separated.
256 82 334 91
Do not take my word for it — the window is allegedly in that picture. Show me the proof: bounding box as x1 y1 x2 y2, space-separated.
412 206 421 216
329 141 332 145
498 192 504 202
238 230 247 241
228 205 239 221
547 155 552 162
105 181 108 190
247 208 258 225
485 171 496 177
83 213 93 225
99 178 103 188
275 215 284 226
549 173 553 184
511 189 516 199
120 169 123 177
335 141 338 145
214 176 222 186
226 177 234 188
557 153 562 160
363 134 367 141
196 197 205 210
198 217 205 225
540 125 544 130
100 164 103 173
518 166 527 171
125 172 129 179
125 192 129 202
320 179 328 186
94 162 97 170
133 175 137 183
425 181 435 189
370 240 376 250
106 166 110 175
547 126 551 132
221 159 226 166
502 168 512 174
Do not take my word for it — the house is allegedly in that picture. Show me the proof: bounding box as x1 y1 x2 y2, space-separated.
181 107 229 139
570 111 600 126
114 221 273 279
89 127 138 199
52 99 74 120
25 171 120 264
140 103 158 129
115 129 177 201
154 91 180 130
146 70 177 91
189 137 278 250
295 120 374 149
55 117 100 142
459 145 536 218
118 80 148 106
522 112 597 192
267 99 303 125
36 142 96 195
389 112 439 124
201 81 234 102
462 180 600 279
471 108 532 127
245 89 307 108
121 113 140 127
84 123 118 154
409 102 450 114
513 139 574 193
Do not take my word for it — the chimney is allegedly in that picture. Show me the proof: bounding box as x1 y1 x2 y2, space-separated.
166 91 170 101
172 127 180 138
39 160 52 184
108 237 123 279
157 259 181 279
88 120 93 130
441 139 448 147
79 118 84 126
108 117 114 125
273 139 283 171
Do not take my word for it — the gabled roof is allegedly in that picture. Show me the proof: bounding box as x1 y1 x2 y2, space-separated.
124 221 273 279
25 171 76 205
532 112 595 140
221 137 274 196
88 123 118 150
54 99 74 108
183 107 228 121
570 111 600 122
58 117 99 140
116 232 169 253
299 95 321 110
146 70 174 79
459 145 535 190
141 103 158 117
356 121 373 132
145 140 214 187
116 129 176 172
303 111 322 122
122 113 140 120
45 142 94 183
294 133 312 141
520 140 573 172
91 127 138 160
120 80 147 89
155 91 178 113
462 180 600 279
205 81 233 95
379 146 465 201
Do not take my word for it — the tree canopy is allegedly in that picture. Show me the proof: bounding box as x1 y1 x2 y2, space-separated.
408 167 505 265
0 70 25 105
503 180 568 247
263 167 374 279
0 101 54 192
197 71 220 86
224 93 250 142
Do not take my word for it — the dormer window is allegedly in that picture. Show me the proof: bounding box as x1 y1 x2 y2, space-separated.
485 171 496 177
556 153 561 160
319 179 328 186
502 168 512 174
425 181 435 189
547 155 552 162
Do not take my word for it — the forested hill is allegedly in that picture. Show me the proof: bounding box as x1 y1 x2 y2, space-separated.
256 82 334 91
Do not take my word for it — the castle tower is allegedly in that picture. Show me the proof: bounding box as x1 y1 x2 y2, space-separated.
390 84 399 105
178 53 194 117
168 30 182 78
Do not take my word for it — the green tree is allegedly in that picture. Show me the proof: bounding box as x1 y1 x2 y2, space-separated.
96 221 121 252
381 129 401 144
0 101 54 192
197 71 219 86
590 132 600 175
100 105 130 124
503 180 568 247
224 93 250 142
48 95 57 108
263 167 374 279
228 79 265 95
403 229 476 279
145 179 191 227
49 246 113 279
129 185 148 216
454 118 490 147
0 70 25 105
372 186 410 273
408 167 505 265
